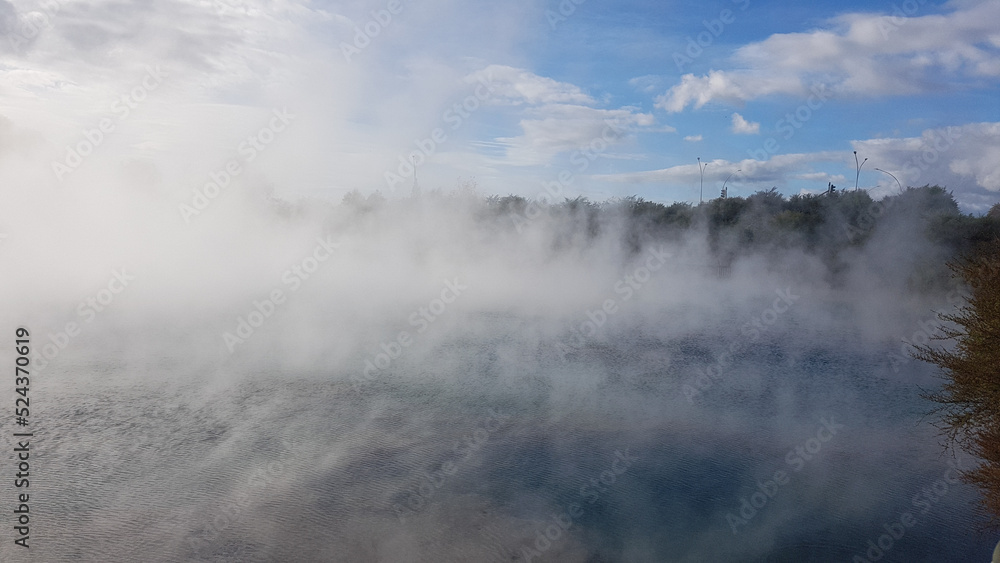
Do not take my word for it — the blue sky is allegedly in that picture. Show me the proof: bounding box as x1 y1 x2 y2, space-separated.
2 0 998 212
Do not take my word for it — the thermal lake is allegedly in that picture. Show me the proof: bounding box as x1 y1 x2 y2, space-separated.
9 284 996 562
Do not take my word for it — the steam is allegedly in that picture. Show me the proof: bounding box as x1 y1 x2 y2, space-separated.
1 162 992 560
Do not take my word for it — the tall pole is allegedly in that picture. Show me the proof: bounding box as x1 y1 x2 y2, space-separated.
854 150 868 191
723 169 741 197
698 157 707 204
411 155 420 197
874 167 902 193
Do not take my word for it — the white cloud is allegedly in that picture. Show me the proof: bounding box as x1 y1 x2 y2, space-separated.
731 113 759 135
468 65 595 106
656 0 1000 111
656 71 803 113
462 66 661 166
628 74 665 94
496 104 657 166
684 135 702 142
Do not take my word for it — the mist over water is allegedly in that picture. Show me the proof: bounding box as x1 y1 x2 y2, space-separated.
1 185 995 562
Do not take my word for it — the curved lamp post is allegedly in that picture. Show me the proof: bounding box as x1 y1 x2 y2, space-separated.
854 151 868 191
722 169 741 198
874 167 903 194
698 157 709 204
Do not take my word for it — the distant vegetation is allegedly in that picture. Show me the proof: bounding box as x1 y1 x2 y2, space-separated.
332 184 1000 291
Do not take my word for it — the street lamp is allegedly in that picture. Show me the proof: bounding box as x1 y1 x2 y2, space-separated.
722 169 741 198
698 157 709 203
411 155 421 197
874 168 903 194
854 150 868 191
